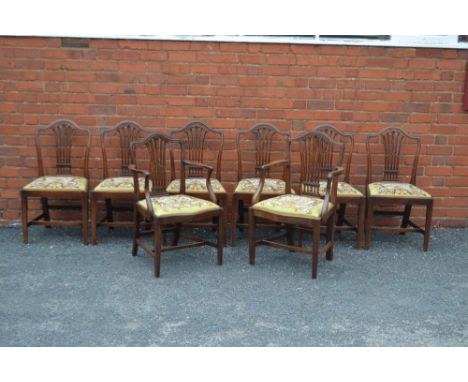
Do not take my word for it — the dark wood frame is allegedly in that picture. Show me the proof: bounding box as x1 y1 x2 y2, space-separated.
231 123 291 246
365 126 434 251
130 132 224 277
248 131 344 279
313 124 365 249
20 119 90 244
168 121 227 246
90 121 150 245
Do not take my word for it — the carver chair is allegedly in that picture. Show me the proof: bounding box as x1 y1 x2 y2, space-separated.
231 123 291 246
167 121 227 245
130 132 224 277
365 127 434 251
313 125 365 249
90 121 150 245
248 131 344 279
20 119 90 244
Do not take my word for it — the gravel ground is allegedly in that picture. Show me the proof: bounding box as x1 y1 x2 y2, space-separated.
0 225 467 346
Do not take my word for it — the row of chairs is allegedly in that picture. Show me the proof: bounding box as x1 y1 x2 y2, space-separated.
20 120 434 278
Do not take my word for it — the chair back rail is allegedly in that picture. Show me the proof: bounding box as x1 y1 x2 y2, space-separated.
35 119 90 178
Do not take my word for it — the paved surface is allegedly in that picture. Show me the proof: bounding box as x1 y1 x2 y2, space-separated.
1 225 467 346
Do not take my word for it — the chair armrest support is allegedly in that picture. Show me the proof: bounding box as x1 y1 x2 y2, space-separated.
182 160 217 203
321 166 344 219
252 159 291 205
129 164 153 217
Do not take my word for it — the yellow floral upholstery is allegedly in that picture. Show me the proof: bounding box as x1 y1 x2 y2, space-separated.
253 194 332 220
315 181 363 197
23 176 87 192
137 194 220 218
235 178 293 195
166 178 226 194
368 182 432 198
94 176 149 193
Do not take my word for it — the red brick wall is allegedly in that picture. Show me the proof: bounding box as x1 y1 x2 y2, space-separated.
1 36 468 226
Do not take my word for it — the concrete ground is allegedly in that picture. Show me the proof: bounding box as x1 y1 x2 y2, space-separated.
0 225 467 346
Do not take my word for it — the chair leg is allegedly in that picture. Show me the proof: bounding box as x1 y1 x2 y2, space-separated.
248 208 256 265
231 195 238 247
325 214 335 261
356 199 365 250
82 193 88 246
91 194 97 245
423 200 433 252
21 191 28 244
105 198 113 229
337 203 346 227
132 208 140 256
365 199 373 250
238 200 245 231
172 223 181 246
312 222 320 279
217 210 223 265
41 197 51 228
286 224 294 251
221 194 228 247
400 204 412 235
153 220 162 278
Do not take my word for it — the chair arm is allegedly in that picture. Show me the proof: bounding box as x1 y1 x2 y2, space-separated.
252 159 291 205
321 166 344 218
128 164 153 216
181 160 216 203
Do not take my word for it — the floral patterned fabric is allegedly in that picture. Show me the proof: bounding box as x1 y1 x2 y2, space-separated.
166 178 226 194
94 176 149 193
313 181 363 197
235 178 292 195
368 182 432 198
253 194 332 220
137 194 220 218
23 176 87 192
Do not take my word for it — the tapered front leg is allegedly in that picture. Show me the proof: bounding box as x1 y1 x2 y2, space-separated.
21 191 28 244
312 222 320 279
217 210 224 265
153 220 162 277
248 208 256 265
365 199 373 250
423 200 433 252
132 208 140 256
231 195 238 247
90 194 97 245
82 193 88 246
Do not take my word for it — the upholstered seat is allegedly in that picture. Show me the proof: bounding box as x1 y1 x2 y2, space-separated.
137 194 220 218
94 176 148 193
318 181 363 197
368 182 431 198
235 178 293 194
23 176 87 192
166 178 226 194
252 194 333 220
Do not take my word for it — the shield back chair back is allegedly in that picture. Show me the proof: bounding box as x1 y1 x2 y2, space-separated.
231 123 291 246
167 121 227 245
365 126 433 251
20 119 90 244
313 125 365 248
90 121 151 244
129 132 224 277
248 131 344 279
